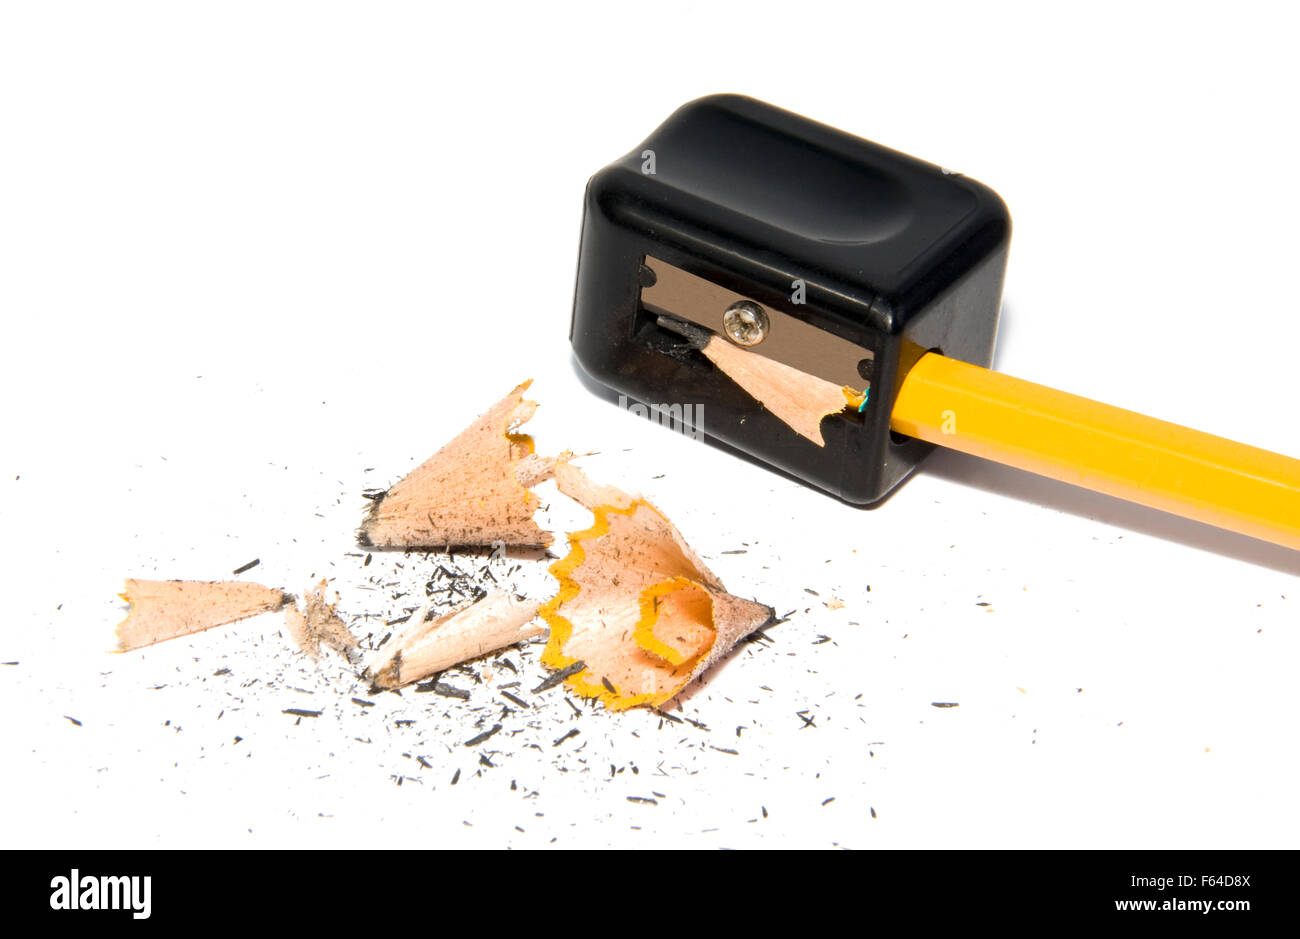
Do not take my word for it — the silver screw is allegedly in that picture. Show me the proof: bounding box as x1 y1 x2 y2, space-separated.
722 301 769 346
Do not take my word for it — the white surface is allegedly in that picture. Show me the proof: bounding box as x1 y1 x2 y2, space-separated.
1 1 1298 849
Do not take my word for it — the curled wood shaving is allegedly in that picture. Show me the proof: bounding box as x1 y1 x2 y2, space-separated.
700 338 863 446
538 462 772 710
365 591 543 689
116 579 291 652
657 316 864 446
359 380 552 548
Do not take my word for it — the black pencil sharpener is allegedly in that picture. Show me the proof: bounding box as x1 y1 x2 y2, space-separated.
570 94 1011 504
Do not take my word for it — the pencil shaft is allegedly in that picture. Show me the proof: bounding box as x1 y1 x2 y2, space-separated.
891 353 1300 551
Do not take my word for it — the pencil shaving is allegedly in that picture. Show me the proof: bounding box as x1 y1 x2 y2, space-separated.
700 338 861 446
359 380 554 548
284 579 358 662
118 384 771 710
538 462 773 710
365 591 544 689
116 579 291 652
657 316 862 446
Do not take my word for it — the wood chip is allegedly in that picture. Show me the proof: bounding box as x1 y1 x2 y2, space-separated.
364 591 543 689
283 579 358 662
359 380 555 548
537 462 772 710
115 579 290 652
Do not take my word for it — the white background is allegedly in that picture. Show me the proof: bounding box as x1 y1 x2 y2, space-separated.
2 1 1297 849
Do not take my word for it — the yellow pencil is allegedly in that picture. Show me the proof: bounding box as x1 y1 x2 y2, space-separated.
891 353 1300 551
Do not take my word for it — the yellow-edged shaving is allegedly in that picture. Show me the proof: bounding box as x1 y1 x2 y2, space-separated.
538 463 772 710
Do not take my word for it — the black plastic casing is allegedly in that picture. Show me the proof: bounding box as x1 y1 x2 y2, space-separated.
570 94 1011 504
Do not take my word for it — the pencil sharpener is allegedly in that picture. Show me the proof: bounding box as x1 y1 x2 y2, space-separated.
570 94 1011 504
